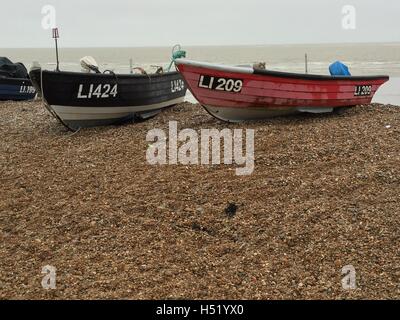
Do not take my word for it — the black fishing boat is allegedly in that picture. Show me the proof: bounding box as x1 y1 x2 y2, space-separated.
0 57 36 101
29 58 187 131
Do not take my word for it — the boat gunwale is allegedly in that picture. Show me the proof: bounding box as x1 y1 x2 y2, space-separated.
36 69 182 80
175 59 390 82
0 76 33 82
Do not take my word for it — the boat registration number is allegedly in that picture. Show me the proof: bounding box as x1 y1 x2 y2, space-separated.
198 75 243 93
171 79 185 93
77 84 118 99
354 85 372 96
20 85 36 94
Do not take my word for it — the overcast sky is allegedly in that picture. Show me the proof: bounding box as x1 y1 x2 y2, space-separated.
1 0 399 48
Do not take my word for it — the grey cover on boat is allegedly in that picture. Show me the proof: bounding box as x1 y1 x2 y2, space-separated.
0 57 29 78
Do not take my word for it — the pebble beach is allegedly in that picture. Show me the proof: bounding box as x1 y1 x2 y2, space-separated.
0 100 399 299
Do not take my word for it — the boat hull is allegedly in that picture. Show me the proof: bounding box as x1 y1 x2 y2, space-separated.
175 59 389 122
29 69 187 130
0 77 36 101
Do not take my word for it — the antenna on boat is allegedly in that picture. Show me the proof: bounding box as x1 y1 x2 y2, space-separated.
305 53 308 74
130 58 133 74
52 28 60 72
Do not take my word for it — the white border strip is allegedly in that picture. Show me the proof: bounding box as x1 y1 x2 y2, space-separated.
50 97 185 120
175 59 254 75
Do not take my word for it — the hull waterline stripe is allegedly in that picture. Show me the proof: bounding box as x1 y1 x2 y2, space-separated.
49 97 185 120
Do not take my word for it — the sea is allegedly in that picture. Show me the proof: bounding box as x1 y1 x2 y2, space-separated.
2 43 399 105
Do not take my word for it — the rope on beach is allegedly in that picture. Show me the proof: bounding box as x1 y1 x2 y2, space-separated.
167 44 186 72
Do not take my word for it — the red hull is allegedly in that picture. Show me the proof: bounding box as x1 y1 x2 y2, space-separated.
176 59 389 121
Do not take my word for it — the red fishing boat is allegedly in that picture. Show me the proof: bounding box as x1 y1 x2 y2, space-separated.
175 59 389 122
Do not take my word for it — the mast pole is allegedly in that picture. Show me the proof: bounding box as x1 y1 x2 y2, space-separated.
52 28 60 71
305 53 308 74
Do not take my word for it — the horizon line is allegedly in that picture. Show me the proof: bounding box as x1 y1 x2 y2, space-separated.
1 41 400 50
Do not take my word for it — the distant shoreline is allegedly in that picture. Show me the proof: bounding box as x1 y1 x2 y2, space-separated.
2 41 400 50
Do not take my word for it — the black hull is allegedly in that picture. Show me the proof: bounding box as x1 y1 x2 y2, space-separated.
29 69 187 130
0 77 36 101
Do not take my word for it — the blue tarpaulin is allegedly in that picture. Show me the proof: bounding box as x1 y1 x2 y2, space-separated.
329 61 351 76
